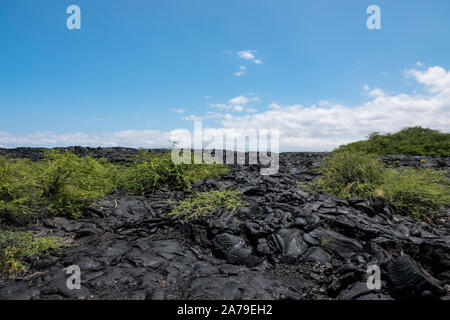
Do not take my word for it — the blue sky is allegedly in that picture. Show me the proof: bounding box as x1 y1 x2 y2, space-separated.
1 0 449 150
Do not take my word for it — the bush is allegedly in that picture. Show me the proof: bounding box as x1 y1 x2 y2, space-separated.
306 151 386 198
336 127 450 156
0 150 230 221
0 157 42 223
118 151 190 195
184 163 230 182
167 189 245 223
38 150 118 218
118 151 229 196
0 151 117 220
0 229 65 275
381 169 450 219
305 151 450 218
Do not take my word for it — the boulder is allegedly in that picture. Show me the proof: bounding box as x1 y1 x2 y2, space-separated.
385 254 444 298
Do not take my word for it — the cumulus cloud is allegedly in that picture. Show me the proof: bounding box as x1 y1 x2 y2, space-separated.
215 66 450 150
229 95 259 105
209 95 260 113
237 50 262 64
181 114 203 121
234 65 247 77
0 130 172 148
1 66 449 151
170 108 185 114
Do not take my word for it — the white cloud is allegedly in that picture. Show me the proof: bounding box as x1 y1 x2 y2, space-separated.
229 95 259 105
407 66 450 94
181 114 203 121
237 50 262 64
415 61 425 67
209 103 245 113
170 108 185 114
0 130 172 148
234 65 247 77
1 66 449 151
269 102 281 109
214 66 450 150
208 95 260 113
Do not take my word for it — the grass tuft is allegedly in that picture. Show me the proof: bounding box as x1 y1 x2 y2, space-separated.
0 230 66 275
167 189 245 223
305 151 386 198
305 151 450 219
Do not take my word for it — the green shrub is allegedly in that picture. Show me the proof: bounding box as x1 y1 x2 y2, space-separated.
167 189 245 223
305 151 386 198
118 151 230 196
381 169 450 219
0 150 230 221
38 150 117 218
0 229 65 275
0 157 42 222
305 151 450 218
118 151 190 195
336 127 450 156
184 163 230 182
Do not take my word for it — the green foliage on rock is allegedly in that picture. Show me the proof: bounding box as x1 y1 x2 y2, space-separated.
119 151 229 196
306 151 386 198
38 150 118 218
167 189 245 223
118 151 190 195
335 127 450 156
305 150 450 218
381 168 450 218
0 157 42 222
0 229 66 275
0 150 230 221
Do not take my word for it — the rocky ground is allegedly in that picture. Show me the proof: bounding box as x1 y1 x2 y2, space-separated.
0 148 449 300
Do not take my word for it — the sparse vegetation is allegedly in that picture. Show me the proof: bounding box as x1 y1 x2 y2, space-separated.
0 157 42 223
0 150 230 221
305 150 450 219
335 127 450 156
167 189 245 223
0 229 65 275
118 151 190 195
381 168 450 218
0 150 230 277
305 151 386 198
118 151 229 196
38 150 118 218
0 151 117 220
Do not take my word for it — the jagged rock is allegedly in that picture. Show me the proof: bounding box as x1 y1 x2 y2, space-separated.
212 233 263 267
337 282 377 300
268 229 308 263
303 247 332 264
0 282 41 300
356 292 393 300
303 228 364 259
385 254 444 297
0 149 449 300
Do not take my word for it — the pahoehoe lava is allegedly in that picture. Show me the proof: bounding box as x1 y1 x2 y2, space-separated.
0 147 449 300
